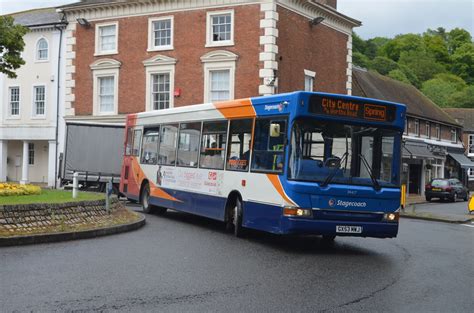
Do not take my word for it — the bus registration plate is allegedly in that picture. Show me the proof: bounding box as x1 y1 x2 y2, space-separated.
336 226 362 234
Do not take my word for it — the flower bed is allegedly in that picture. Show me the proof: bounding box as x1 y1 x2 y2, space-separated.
0 183 41 197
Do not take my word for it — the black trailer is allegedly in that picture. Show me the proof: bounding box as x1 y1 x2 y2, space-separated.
60 122 124 193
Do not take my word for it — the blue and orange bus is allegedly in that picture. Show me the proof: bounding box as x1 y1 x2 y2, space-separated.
120 91 406 240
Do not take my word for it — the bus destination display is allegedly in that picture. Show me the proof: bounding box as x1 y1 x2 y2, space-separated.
309 95 396 122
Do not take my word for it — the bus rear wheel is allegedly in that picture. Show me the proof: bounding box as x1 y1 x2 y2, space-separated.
227 197 244 237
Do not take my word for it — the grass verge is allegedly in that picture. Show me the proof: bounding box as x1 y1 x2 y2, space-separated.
0 189 105 205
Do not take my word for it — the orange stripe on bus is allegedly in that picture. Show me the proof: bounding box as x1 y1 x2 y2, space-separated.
266 174 296 206
130 157 181 203
213 99 256 119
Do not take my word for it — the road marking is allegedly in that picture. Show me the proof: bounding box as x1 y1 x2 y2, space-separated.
461 223 474 228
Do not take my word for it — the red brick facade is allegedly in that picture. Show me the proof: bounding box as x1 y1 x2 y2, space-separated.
406 116 461 143
69 1 352 117
276 6 348 94
74 5 262 115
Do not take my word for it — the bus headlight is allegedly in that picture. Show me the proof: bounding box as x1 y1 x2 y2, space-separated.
383 212 399 222
283 207 312 217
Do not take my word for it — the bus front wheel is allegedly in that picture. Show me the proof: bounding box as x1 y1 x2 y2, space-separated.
141 184 154 214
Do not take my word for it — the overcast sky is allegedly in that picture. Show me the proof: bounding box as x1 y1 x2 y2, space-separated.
1 0 472 39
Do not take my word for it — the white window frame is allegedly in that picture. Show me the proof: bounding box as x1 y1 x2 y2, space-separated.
35 37 49 62
436 124 441 140
143 55 176 111
32 84 46 118
451 128 457 143
95 22 119 56
414 119 420 137
8 86 20 119
425 121 430 138
201 50 238 103
148 16 174 52
304 69 316 92
90 59 121 116
206 10 234 48
468 134 474 156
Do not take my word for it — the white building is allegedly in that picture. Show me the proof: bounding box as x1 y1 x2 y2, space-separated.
0 8 66 187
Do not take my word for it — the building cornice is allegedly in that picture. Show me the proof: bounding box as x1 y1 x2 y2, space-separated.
60 0 261 22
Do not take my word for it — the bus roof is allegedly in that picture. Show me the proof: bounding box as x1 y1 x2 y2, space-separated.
129 91 406 127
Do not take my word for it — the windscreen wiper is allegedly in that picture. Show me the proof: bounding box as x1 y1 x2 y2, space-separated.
320 152 348 187
358 154 381 191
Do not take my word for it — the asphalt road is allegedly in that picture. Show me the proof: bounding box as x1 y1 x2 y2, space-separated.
1 204 473 313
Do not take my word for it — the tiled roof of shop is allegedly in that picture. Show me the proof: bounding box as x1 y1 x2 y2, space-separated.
10 8 63 27
443 108 474 132
352 67 460 127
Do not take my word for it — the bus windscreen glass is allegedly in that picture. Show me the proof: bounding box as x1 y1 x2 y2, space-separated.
309 95 397 122
289 118 400 188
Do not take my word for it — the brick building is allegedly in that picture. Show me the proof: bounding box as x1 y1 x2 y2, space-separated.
58 0 360 123
352 67 469 195
444 108 474 189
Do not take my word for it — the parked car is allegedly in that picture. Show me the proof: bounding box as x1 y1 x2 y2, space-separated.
425 178 469 202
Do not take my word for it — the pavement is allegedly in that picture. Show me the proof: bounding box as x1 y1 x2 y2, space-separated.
402 194 473 223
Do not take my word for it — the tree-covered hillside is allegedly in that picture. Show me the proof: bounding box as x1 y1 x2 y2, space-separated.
353 27 474 108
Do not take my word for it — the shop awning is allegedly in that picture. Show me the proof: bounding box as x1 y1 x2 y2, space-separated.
448 152 474 169
402 142 437 160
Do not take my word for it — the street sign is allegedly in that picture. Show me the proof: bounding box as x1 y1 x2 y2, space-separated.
468 196 474 213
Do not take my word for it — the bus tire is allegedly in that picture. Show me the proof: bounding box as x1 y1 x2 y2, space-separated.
233 197 244 237
140 183 155 214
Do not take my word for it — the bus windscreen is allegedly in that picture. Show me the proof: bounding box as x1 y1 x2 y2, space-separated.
309 95 397 123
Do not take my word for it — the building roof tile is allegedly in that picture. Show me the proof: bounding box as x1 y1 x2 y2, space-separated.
9 8 63 27
443 108 474 132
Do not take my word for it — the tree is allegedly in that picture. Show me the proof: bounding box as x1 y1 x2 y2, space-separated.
421 75 465 107
399 64 421 88
0 16 27 78
370 56 399 75
451 43 474 84
447 28 472 54
423 32 450 65
352 32 366 55
447 86 474 108
399 50 446 82
381 33 425 61
366 37 390 59
352 52 370 68
388 69 411 85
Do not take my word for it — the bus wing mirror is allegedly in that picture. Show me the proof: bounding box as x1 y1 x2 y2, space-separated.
270 123 281 137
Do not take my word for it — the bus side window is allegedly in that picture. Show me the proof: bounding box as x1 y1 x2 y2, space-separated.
125 128 133 155
132 129 142 156
140 127 160 165
177 122 201 167
158 124 178 166
251 118 286 173
200 121 227 170
226 119 253 171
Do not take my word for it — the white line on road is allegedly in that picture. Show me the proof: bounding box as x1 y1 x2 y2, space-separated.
461 223 474 228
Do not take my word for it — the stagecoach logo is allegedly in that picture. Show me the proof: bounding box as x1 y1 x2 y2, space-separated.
328 198 367 208
264 102 285 112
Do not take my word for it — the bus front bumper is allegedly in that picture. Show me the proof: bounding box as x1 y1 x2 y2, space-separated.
280 217 399 238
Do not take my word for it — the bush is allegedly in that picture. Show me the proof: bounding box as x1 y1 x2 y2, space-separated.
0 183 41 197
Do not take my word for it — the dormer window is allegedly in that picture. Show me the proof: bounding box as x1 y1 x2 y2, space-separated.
36 38 48 61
